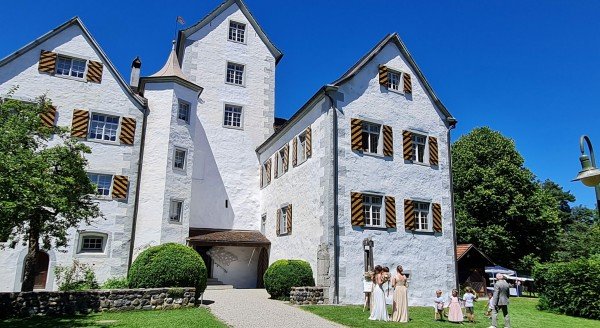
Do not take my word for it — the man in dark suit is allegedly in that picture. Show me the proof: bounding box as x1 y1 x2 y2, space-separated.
490 273 510 328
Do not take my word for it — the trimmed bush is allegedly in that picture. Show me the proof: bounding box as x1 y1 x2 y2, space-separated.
264 259 315 300
533 255 600 320
128 243 207 293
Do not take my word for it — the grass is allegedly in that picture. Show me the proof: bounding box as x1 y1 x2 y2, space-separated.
0 307 227 328
303 297 599 328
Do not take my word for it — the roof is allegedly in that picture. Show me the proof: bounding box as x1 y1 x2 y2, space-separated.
332 33 455 124
187 229 270 247
0 17 147 108
140 42 203 93
177 0 283 64
456 244 495 264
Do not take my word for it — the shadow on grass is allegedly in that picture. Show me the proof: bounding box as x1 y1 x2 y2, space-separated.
0 314 113 328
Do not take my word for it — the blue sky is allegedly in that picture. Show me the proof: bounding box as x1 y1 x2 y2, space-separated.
2 1 599 207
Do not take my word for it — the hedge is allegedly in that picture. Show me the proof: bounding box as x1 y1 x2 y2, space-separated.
264 259 315 300
128 243 207 293
533 255 600 320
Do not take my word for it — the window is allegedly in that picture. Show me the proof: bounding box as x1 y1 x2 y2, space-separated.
388 71 401 91
228 21 246 43
261 161 269 187
279 206 288 235
56 56 87 78
362 122 381 154
363 195 383 227
78 233 106 253
170 200 183 222
277 148 286 177
87 173 112 196
89 113 119 141
226 62 244 85
297 133 307 163
261 214 267 235
413 134 427 163
173 148 187 170
224 105 243 128
414 201 431 231
178 101 190 123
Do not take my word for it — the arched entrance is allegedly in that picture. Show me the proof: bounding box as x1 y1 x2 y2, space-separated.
33 252 49 289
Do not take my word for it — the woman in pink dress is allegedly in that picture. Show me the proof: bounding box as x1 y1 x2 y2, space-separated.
447 289 464 323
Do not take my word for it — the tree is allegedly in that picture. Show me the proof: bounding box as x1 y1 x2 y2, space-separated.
452 127 561 271
0 93 100 291
552 205 600 262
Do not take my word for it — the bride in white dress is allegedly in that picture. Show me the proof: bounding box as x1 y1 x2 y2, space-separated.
369 265 389 321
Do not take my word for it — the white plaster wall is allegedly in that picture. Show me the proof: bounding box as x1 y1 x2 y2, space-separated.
181 2 275 231
0 24 144 290
336 42 455 306
211 246 259 289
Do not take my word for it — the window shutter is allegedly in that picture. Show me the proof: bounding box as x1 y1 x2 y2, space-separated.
286 204 293 234
385 196 397 228
38 50 57 74
305 127 312 158
351 192 365 227
266 159 272 184
432 203 442 233
71 109 89 138
41 105 57 128
404 199 415 230
403 73 412 93
112 175 129 199
274 152 279 178
86 60 103 83
283 144 289 173
402 131 413 161
276 208 281 236
383 125 393 157
292 138 298 167
378 65 389 86
351 118 363 151
119 117 136 145
429 136 439 166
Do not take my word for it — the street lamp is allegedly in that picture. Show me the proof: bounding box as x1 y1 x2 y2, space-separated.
572 135 600 216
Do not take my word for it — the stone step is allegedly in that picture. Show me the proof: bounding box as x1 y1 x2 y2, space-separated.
206 284 234 290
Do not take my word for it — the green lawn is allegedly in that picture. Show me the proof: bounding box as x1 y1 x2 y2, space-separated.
0 307 227 328
303 297 599 328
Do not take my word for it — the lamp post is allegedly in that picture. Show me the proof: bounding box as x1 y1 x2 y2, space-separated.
572 135 600 217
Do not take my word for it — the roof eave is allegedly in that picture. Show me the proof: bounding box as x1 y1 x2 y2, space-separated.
139 76 203 94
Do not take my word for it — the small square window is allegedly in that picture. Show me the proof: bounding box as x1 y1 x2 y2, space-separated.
178 101 190 123
363 195 383 227
174 148 187 170
224 104 243 128
228 21 246 43
414 201 431 231
170 200 183 222
89 113 119 142
388 71 401 91
226 62 244 85
87 173 112 196
362 122 381 154
413 134 427 163
56 56 87 78
79 234 106 253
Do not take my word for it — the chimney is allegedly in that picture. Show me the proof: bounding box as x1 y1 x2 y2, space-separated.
130 56 142 90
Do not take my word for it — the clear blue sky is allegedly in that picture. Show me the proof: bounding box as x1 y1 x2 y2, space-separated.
2 1 599 207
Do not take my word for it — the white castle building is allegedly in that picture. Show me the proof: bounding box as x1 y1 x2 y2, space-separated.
0 0 458 305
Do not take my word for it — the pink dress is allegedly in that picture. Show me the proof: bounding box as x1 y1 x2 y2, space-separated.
448 296 463 322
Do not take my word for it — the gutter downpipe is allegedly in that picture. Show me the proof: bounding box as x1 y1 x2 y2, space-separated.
447 118 459 289
324 84 340 304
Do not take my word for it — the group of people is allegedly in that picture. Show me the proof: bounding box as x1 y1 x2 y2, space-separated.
367 268 511 327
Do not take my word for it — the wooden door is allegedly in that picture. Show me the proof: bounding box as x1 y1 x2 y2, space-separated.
33 252 49 289
256 247 269 288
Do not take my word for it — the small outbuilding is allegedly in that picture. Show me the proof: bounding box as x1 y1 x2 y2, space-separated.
456 244 495 296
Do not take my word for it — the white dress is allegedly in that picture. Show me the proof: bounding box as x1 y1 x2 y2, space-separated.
369 280 389 321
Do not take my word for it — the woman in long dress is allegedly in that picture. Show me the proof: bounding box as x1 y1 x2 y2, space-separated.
391 265 409 322
369 265 389 321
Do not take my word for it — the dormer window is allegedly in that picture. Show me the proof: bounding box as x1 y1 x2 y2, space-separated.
56 56 87 78
228 21 246 43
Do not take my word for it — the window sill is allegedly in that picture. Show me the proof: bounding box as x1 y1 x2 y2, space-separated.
222 124 244 131
173 167 187 174
362 226 388 231
225 82 246 88
386 87 405 95
169 219 183 225
75 252 107 257
85 138 120 146
54 74 87 83
278 232 290 237
227 39 247 45
409 229 436 235
90 195 113 201
362 151 385 159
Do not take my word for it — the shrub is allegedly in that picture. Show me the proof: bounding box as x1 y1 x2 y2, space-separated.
54 260 99 291
101 276 129 289
128 243 207 293
533 255 600 319
263 259 315 300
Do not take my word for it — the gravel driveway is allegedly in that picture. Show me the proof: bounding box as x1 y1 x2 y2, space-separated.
202 289 344 328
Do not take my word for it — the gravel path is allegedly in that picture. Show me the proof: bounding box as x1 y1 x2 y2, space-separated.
202 289 344 328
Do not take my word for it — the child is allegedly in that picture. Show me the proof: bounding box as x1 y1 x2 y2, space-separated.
485 292 493 318
447 289 463 323
462 286 477 323
434 290 445 321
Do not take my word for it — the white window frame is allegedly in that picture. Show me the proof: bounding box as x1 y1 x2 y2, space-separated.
56 55 88 79
279 206 288 235
77 232 107 254
261 161 269 188
363 194 384 228
387 70 402 92
223 104 243 129
169 199 184 223
87 173 112 197
276 147 286 178
226 62 245 86
177 100 191 124
88 113 120 142
297 132 308 165
414 201 432 232
173 147 187 171
228 20 246 43
413 133 428 164
362 121 382 155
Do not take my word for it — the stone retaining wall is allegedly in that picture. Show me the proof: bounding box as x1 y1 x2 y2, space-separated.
289 286 325 305
0 287 197 318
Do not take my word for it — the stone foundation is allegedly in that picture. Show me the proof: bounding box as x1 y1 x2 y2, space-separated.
289 286 325 305
0 287 197 318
